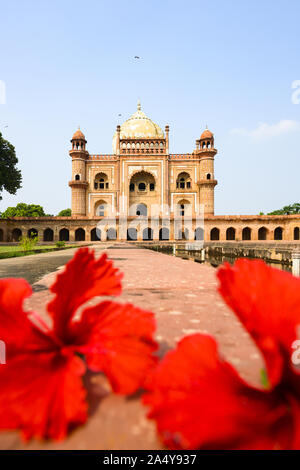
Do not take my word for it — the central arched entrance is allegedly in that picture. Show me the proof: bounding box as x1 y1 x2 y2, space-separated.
129 171 156 216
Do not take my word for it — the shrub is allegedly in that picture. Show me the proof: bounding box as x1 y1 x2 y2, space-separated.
19 235 38 251
55 241 66 248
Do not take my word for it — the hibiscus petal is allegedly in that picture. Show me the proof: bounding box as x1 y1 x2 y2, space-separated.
0 278 52 355
218 259 300 386
0 352 87 441
69 301 158 395
47 248 123 340
144 334 289 450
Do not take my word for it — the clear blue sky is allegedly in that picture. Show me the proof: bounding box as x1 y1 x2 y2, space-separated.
0 0 300 215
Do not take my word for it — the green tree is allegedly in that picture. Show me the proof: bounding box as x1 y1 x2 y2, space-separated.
267 203 300 215
2 203 47 218
0 132 22 200
57 208 71 216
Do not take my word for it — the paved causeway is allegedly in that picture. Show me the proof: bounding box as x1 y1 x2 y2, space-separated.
0 243 264 450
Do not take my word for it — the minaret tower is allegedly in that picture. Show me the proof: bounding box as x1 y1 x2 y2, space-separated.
195 127 218 215
69 128 89 216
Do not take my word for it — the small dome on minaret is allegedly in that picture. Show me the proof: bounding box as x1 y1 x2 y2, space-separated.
72 127 86 141
200 127 213 140
70 126 87 152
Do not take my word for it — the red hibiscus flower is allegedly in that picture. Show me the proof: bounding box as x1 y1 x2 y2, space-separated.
0 248 157 441
144 259 300 450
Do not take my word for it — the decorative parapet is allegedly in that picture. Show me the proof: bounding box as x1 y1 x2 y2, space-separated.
119 138 166 155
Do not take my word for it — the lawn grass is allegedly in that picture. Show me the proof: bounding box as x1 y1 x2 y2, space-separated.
0 245 54 253
0 244 78 259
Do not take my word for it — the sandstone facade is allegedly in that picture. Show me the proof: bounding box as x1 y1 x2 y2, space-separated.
0 102 299 243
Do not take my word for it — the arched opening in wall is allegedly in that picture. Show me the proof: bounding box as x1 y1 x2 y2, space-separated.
159 228 169 240
143 228 153 241
75 228 85 241
107 228 117 240
136 203 147 216
75 174 80 181
0 229 3 242
127 228 137 241
12 228 22 242
91 228 101 241
294 227 300 241
242 227 251 241
207 173 211 180
226 227 236 241
43 228 54 242
177 199 191 217
258 227 267 240
194 227 204 241
274 227 283 240
176 172 191 189
28 228 38 239
94 172 109 190
95 200 108 217
59 228 69 241
210 227 219 241
129 171 156 195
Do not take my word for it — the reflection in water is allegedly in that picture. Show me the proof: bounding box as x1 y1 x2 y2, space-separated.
148 245 292 273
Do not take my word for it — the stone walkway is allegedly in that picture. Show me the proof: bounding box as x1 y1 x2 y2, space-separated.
0 243 263 450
